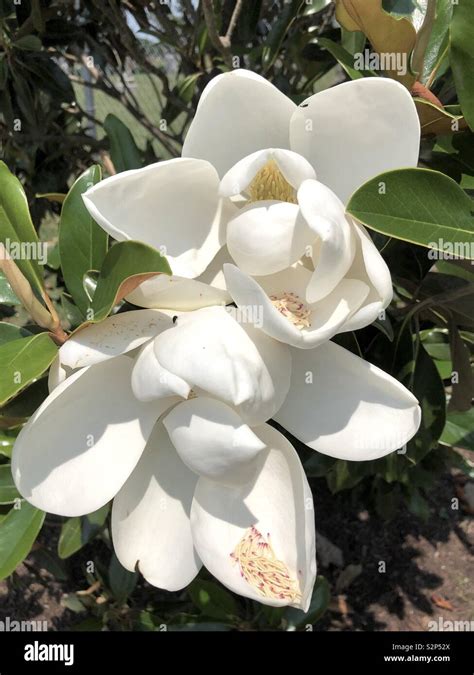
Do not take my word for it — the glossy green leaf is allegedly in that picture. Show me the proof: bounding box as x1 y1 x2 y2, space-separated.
0 162 44 294
0 377 48 425
440 408 474 451
104 114 142 173
0 465 20 504
347 168 474 256
0 501 45 580
406 343 446 464
108 552 137 603
0 323 32 346
284 576 330 629
58 503 109 559
90 241 171 323
0 333 57 406
317 37 374 79
450 0 474 131
59 165 107 316
188 579 238 620
13 35 42 51
420 0 452 83
0 272 20 304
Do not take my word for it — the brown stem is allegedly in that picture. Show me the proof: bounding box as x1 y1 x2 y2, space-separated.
202 0 233 68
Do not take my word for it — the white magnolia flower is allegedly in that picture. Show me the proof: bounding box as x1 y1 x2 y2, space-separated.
82 70 420 340
13 305 420 608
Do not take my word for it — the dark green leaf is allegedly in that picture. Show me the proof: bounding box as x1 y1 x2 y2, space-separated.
0 501 45 580
104 114 142 173
90 241 171 323
188 579 238 620
440 408 474 451
0 162 44 294
0 334 57 406
284 576 330 629
59 165 107 315
58 503 109 559
450 0 474 130
108 552 137 602
0 464 20 504
347 168 474 255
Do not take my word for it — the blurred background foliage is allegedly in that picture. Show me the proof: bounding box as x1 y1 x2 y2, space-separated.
0 0 473 631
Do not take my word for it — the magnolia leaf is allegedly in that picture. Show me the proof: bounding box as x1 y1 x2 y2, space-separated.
0 502 45 580
415 98 467 136
0 323 32 346
0 245 57 329
440 408 474 451
59 165 107 316
0 464 20 505
334 0 417 87
0 271 19 304
284 576 330 629
108 552 138 603
317 37 375 79
0 162 43 294
36 192 66 204
420 0 452 84
188 579 239 620
448 325 473 412
88 241 171 323
58 504 109 559
450 0 474 131
347 168 474 255
104 114 142 173
0 333 57 406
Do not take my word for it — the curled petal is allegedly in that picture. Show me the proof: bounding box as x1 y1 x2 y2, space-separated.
163 397 266 485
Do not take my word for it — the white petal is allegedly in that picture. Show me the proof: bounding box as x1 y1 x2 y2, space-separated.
219 148 316 197
58 310 173 370
153 306 291 425
12 357 171 516
182 70 296 177
227 201 313 276
274 341 421 460
48 354 68 392
290 78 421 203
297 179 356 302
191 423 316 610
112 422 201 591
338 222 393 332
126 246 232 310
83 158 236 278
224 263 369 349
132 340 190 402
163 397 266 485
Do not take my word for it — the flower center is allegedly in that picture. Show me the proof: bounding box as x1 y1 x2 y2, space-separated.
248 160 297 204
230 526 301 602
270 291 311 329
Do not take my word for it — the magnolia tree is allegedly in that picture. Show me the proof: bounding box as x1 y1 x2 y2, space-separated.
0 0 473 630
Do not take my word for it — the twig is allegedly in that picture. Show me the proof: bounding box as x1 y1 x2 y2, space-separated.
202 0 233 68
224 0 243 44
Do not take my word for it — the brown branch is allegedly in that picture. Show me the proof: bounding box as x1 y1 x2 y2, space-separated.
202 0 233 67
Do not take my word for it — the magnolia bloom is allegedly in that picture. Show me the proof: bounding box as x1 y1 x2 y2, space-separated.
82 69 420 346
13 306 420 609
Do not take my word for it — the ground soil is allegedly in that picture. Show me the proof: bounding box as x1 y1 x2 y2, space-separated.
0 471 472 632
